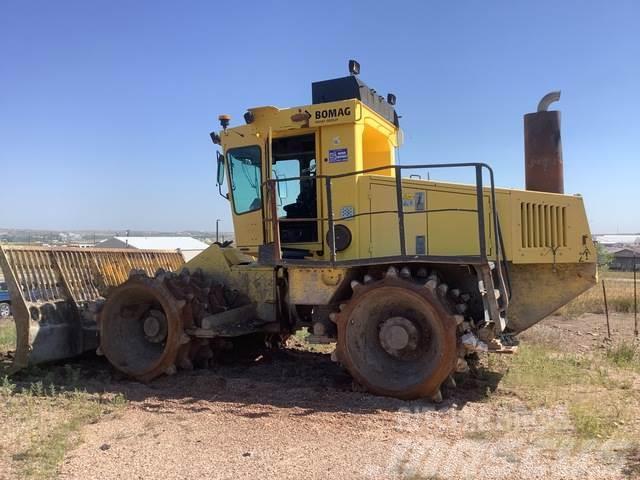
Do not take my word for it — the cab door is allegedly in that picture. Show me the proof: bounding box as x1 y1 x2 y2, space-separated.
266 131 323 256
226 143 265 253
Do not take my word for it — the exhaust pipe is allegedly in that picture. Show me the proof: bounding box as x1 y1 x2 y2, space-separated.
524 91 563 194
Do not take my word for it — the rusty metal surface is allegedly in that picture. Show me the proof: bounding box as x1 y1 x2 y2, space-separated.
0 245 185 371
334 269 458 400
99 268 278 381
287 267 348 305
99 272 188 382
524 96 564 194
2 245 184 301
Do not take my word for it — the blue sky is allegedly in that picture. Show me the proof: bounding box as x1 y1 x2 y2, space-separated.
1 0 638 233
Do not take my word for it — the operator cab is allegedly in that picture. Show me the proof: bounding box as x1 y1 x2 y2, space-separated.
212 60 401 260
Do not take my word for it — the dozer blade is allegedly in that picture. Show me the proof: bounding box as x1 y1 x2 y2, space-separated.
0 245 184 372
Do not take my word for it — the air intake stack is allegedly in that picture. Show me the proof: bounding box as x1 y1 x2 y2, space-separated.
524 91 564 194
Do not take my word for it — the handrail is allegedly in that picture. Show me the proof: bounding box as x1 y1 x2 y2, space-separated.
260 162 506 306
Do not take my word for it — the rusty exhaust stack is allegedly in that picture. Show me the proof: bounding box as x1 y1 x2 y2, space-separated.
524 91 563 194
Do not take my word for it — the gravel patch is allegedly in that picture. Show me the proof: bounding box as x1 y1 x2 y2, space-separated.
56 321 635 480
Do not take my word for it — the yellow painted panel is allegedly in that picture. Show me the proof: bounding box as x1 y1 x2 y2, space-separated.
365 177 493 259
233 212 264 255
369 183 428 257
288 267 348 304
427 189 492 257
320 124 359 260
508 190 595 264
369 183 400 257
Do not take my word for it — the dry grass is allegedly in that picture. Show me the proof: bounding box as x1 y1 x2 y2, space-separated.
0 320 16 353
602 270 636 280
558 272 638 317
489 343 639 441
606 341 640 372
568 401 623 439
0 367 126 479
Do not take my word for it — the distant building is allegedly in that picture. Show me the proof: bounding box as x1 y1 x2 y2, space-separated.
609 246 640 271
98 236 209 261
593 234 640 246
62 243 95 248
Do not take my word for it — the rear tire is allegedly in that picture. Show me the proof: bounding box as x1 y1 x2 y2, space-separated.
0 303 10 318
336 276 457 400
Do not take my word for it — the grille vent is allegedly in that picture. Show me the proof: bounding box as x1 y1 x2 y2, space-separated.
520 203 567 248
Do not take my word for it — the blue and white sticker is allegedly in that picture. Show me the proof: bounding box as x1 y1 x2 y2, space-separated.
328 148 348 163
340 205 355 220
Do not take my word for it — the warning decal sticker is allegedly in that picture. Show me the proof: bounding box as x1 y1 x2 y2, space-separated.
328 148 348 163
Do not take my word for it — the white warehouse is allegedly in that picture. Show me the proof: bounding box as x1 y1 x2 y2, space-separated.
98 236 209 261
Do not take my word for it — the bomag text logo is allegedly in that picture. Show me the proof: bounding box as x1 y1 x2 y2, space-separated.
314 106 352 122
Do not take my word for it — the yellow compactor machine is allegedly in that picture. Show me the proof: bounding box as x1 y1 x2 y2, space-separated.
3 62 597 400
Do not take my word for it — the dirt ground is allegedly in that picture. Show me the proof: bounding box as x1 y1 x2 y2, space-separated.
2 313 640 480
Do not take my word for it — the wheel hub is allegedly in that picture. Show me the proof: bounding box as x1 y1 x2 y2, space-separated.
143 310 167 343
379 316 419 357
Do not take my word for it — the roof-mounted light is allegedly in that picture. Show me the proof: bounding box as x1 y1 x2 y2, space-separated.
218 114 231 131
243 111 255 124
348 59 360 76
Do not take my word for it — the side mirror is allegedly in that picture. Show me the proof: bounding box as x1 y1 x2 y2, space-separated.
216 151 228 200
216 151 225 186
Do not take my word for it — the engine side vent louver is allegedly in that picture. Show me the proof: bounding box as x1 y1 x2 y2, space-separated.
520 203 567 248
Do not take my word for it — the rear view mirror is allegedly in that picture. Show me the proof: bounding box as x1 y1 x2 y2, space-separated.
216 151 228 200
216 151 225 186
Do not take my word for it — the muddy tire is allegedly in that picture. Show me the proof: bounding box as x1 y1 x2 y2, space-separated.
99 275 186 382
335 275 457 400
99 268 245 381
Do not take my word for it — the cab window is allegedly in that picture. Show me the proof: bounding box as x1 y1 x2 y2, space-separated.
227 146 262 214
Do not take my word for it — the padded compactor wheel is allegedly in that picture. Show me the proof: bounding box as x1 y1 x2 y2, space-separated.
335 273 458 400
99 274 186 382
99 268 238 382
